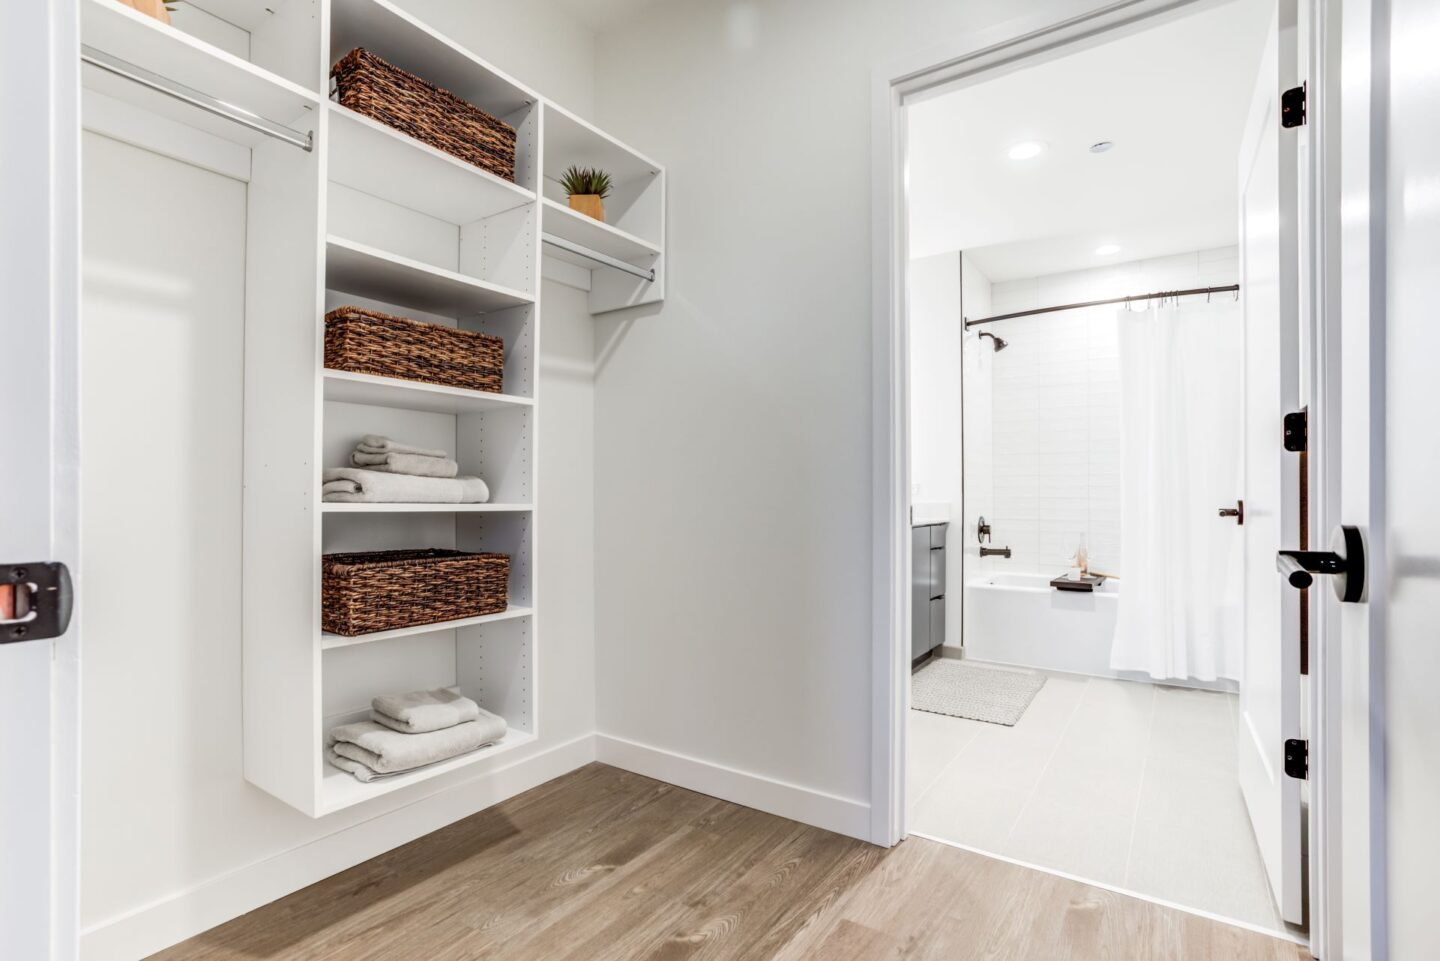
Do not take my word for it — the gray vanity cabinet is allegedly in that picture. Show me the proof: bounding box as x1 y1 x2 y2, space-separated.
911 522 948 662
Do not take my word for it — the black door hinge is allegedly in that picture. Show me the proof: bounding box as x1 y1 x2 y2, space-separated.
1284 738 1309 780
1283 410 1307 452
1282 85 1307 128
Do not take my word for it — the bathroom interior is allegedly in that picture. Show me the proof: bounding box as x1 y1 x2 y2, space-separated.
904 0 1298 935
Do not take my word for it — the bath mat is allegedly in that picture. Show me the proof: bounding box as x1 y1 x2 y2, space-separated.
911 660 1046 726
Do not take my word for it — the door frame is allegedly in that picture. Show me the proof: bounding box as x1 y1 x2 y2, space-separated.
869 0 1358 953
0 0 83 959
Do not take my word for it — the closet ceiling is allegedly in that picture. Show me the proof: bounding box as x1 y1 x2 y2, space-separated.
906 0 1273 280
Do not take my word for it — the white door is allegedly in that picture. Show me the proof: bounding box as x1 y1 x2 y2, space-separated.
1238 0 1304 927
0 1 82 959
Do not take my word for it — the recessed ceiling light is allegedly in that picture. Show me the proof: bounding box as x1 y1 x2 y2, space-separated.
1089 141 1115 153
1094 244 1122 256
1007 141 1046 161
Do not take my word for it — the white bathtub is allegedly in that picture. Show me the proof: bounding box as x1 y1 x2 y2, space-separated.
962 572 1121 678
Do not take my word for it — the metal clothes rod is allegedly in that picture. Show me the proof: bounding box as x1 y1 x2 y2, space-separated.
541 233 656 283
80 45 314 152
963 284 1240 328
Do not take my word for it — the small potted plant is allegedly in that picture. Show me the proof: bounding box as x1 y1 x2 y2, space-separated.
560 165 612 223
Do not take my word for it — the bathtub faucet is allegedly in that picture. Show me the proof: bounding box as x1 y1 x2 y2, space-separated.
980 546 1012 559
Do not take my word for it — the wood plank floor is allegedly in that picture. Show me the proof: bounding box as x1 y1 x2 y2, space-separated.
150 764 1310 961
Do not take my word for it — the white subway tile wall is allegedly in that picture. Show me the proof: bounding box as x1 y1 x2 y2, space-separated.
970 247 1239 577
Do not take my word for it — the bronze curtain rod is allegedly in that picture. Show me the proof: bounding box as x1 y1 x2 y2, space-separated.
963 284 1240 328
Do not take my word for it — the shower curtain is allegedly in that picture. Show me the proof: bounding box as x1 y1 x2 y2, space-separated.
1109 301 1244 682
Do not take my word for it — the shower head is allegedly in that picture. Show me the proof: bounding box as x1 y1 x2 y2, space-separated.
979 331 1008 352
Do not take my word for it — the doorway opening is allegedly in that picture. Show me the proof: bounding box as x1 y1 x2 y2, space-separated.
898 0 1309 939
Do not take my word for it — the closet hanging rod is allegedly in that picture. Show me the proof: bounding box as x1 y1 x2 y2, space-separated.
541 234 656 283
963 284 1240 328
80 45 314 152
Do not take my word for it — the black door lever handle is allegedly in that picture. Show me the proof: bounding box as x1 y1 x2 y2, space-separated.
1276 550 1345 588
1276 525 1366 603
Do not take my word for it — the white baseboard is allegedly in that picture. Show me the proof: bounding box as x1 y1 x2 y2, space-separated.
80 734 596 961
594 733 871 842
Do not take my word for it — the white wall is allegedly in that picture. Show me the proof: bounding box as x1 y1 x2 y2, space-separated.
589 0 1061 821
78 4 601 958
972 247 1239 578
400 0 597 115
957 254 993 651
909 252 962 507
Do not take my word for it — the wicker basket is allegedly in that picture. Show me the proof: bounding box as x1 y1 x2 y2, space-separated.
322 549 510 637
331 48 517 182
325 306 504 394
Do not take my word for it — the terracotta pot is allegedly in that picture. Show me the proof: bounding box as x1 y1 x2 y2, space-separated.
125 0 173 24
568 194 605 222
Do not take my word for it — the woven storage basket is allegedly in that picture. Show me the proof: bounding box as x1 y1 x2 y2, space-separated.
322 549 510 636
325 306 504 394
332 48 517 181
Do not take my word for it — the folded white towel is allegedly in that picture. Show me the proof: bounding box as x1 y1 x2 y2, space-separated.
371 687 482 734
326 711 508 779
357 435 448 458
326 748 402 782
321 468 490 504
349 451 460 478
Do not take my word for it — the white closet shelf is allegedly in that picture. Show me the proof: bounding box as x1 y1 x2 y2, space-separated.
321 606 535 651
328 106 535 224
320 502 533 514
323 369 534 415
326 236 534 315
81 0 319 148
541 199 661 266
318 728 537 813
330 0 537 118
543 101 661 187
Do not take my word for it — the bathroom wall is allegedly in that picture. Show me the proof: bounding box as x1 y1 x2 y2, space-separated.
909 252 962 507
956 254 994 651
78 5 601 959
973 246 1240 577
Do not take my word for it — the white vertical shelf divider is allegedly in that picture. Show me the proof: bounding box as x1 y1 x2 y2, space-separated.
189 0 663 815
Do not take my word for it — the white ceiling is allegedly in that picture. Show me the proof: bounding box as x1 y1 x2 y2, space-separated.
907 0 1273 282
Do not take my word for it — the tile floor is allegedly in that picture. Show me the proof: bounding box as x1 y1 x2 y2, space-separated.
908 666 1284 931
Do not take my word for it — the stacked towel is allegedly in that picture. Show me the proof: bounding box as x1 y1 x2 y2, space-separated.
323 435 490 503
372 686 483 733
322 468 490 504
351 435 459 478
327 687 508 782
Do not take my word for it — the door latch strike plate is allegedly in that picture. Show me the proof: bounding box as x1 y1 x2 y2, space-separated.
1284 738 1309 780
1283 410 1307 452
1 562 73 643
1282 85 1307 128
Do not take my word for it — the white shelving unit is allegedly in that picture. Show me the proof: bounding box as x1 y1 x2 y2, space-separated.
540 102 666 314
79 0 663 817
